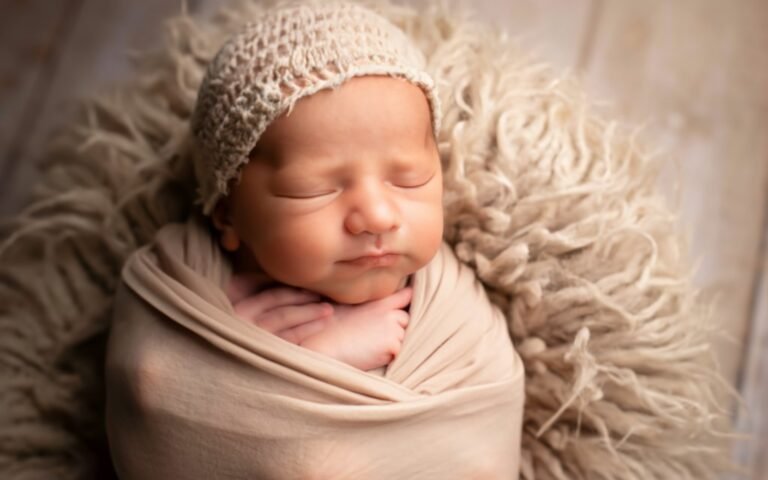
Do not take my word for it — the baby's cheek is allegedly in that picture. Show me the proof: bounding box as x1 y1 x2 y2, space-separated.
254 221 336 280
409 203 444 265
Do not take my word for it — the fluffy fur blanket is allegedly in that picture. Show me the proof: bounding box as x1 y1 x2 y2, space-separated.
0 0 730 478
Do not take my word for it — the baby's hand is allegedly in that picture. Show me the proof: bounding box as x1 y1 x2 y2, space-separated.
299 287 412 371
232 287 334 345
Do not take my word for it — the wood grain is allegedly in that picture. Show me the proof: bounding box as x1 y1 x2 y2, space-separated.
0 0 82 194
461 0 595 69
0 0 189 219
732 215 768 478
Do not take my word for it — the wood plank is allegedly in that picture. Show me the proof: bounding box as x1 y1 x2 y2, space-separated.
462 0 595 70
0 0 81 188
0 0 191 219
731 213 768 478
579 0 768 394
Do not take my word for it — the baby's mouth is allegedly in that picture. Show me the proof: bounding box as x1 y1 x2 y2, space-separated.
340 253 400 268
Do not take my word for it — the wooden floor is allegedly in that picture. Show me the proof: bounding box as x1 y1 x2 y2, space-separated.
1 0 766 477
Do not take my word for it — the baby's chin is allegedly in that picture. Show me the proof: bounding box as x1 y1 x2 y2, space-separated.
321 274 411 305
317 250 438 304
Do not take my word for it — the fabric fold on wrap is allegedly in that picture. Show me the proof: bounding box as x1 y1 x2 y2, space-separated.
105 214 524 479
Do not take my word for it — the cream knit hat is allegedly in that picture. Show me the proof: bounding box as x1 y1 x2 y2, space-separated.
190 0 442 215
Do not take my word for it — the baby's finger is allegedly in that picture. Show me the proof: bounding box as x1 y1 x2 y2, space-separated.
368 286 413 311
235 288 321 316
261 287 324 310
276 318 328 345
256 302 333 333
396 311 410 328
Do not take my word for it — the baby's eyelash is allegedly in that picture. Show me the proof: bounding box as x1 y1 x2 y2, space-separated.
275 172 436 199
277 191 336 200
275 190 337 200
395 172 435 189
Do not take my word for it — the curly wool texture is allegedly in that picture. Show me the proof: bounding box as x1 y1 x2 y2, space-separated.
0 0 730 479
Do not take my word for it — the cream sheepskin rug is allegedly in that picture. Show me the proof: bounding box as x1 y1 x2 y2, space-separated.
0 0 731 478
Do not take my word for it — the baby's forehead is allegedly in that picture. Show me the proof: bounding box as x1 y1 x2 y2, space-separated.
247 86 434 162
247 140 432 171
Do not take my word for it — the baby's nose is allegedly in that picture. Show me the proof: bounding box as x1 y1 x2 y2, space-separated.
343 185 401 235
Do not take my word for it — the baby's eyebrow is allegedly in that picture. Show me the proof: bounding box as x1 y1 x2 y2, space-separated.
273 158 343 176
248 144 284 168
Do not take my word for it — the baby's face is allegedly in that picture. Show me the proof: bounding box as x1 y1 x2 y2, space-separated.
214 76 443 304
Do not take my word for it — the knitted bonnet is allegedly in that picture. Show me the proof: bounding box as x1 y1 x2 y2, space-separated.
190 0 442 215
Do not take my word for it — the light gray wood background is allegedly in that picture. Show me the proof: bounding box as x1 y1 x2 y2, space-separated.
1 0 765 477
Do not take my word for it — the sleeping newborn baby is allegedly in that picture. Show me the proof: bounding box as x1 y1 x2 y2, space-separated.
217 73 441 372
105 1 524 478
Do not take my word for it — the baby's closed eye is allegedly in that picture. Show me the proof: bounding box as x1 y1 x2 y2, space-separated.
390 169 436 188
270 177 334 198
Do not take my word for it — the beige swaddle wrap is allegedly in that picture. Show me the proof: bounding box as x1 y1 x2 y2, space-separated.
105 214 524 479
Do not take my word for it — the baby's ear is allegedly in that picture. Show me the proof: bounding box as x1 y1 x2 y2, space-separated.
211 197 241 252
